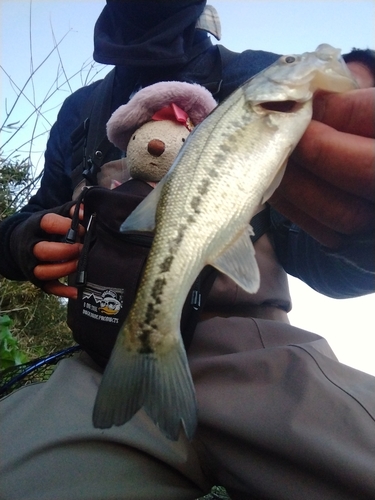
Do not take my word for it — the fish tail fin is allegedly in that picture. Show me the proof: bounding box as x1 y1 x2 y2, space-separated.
92 338 197 441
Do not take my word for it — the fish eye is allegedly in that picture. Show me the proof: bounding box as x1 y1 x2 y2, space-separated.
284 56 296 64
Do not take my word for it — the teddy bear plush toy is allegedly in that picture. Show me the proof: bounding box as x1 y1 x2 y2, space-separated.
106 81 217 188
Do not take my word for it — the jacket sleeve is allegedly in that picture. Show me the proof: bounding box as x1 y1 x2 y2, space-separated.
0 84 100 281
271 209 375 299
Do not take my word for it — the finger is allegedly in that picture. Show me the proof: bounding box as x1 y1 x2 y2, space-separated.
294 120 375 201
313 88 375 138
40 213 72 235
69 204 84 220
40 213 85 237
275 160 374 235
269 191 343 248
33 259 79 281
33 241 82 262
43 280 78 300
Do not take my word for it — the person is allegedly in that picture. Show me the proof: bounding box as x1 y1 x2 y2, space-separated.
0 2 374 499
343 48 375 88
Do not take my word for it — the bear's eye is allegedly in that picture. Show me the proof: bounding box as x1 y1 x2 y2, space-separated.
132 135 136 140
182 138 185 142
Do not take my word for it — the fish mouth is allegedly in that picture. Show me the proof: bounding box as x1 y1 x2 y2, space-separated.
260 100 302 112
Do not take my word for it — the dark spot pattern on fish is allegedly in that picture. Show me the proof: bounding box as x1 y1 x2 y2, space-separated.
208 168 218 178
138 328 153 354
137 312 155 353
159 255 174 273
197 178 210 196
230 119 243 129
214 152 226 164
173 225 187 246
138 299 162 353
219 143 232 153
145 302 159 323
151 277 166 302
191 196 201 213
145 277 167 322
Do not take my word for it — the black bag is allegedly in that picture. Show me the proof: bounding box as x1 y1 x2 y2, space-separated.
67 179 217 367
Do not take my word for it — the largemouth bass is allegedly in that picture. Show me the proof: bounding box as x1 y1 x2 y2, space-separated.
93 44 356 440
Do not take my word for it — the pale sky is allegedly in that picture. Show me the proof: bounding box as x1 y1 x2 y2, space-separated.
0 0 374 374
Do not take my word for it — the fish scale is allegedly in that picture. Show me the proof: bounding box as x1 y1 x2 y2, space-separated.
93 44 356 441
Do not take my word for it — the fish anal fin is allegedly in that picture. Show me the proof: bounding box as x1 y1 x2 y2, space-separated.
210 226 260 294
93 337 197 441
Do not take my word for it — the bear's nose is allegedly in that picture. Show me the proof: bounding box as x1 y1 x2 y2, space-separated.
147 139 165 157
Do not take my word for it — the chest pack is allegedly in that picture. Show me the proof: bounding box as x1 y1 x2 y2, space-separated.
67 179 222 367
67 46 271 367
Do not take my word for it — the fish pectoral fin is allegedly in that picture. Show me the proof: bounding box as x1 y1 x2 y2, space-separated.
92 336 197 441
210 226 260 294
261 152 290 204
120 178 165 232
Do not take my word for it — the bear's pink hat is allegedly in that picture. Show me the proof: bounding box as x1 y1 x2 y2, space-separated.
106 81 217 151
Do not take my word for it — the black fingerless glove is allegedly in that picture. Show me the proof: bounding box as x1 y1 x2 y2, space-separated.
1 202 76 287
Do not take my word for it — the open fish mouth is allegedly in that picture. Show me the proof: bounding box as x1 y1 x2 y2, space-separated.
259 100 302 112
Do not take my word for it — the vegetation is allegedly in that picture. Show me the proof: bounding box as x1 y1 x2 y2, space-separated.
0 315 28 369
0 26 104 366
0 157 74 364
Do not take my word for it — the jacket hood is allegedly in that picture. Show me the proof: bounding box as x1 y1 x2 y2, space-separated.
93 1 210 67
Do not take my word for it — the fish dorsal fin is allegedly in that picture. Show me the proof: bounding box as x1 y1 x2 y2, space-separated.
120 179 165 232
210 226 260 294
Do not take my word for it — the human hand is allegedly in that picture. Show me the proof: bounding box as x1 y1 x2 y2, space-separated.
269 88 375 248
33 206 84 299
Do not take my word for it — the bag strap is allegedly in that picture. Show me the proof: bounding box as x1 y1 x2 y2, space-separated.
71 68 119 188
251 206 271 244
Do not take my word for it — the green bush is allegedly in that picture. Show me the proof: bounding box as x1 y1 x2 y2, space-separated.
0 156 73 361
0 314 28 368
0 278 73 361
